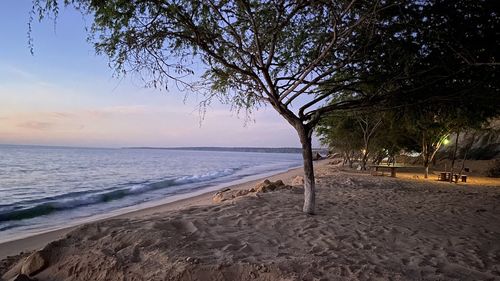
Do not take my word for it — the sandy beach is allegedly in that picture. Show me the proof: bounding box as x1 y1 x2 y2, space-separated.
0 163 309 260
1 161 500 281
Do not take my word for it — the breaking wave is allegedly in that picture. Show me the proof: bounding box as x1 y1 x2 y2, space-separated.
0 168 236 222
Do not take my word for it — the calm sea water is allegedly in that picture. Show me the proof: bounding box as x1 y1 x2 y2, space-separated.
0 145 302 242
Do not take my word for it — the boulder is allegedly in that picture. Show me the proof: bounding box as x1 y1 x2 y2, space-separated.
213 179 292 203
251 179 287 193
252 180 272 193
212 188 232 203
235 189 250 197
291 176 304 186
20 251 47 276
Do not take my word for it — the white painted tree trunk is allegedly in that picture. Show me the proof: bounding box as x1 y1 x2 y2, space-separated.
299 127 315 214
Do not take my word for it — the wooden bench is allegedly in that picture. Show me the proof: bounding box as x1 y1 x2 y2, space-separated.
438 172 467 182
438 172 451 181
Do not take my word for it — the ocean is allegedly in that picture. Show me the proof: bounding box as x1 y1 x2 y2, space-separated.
0 145 302 242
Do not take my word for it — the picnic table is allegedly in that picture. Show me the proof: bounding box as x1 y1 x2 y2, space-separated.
369 165 404 177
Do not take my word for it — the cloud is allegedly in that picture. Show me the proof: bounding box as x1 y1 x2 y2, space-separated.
0 104 315 147
83 105 149 119
0 64 37 80
49 112 75 119
17 121 53 130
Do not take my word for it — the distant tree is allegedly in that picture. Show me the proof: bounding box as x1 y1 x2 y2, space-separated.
32 0 499 213
455 120 500 178
447 111 494 182
356 115 382 170
410 109 452 178
317 111 382 170
402 99 499 178
317 114 363 168
369 112 420 165
356 0 500 177
318 108 421 169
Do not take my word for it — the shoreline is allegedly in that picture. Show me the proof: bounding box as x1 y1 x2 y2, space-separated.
0 162 313 259
2 160 499 280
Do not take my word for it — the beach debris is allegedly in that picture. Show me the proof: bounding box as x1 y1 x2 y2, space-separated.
292 176 304 186
20 251 47 277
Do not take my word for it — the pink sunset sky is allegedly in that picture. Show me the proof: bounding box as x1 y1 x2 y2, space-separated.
0 1 319 148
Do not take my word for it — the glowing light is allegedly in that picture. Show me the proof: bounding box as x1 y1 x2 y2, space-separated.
443 138 450 145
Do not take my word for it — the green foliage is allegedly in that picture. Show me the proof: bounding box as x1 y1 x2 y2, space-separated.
32 0 380 118
317 114 363 154
31 0 499 125
317 108 421 165
369 112 420 159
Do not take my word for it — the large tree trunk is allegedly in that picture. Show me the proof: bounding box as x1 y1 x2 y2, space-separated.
422 133 430 179
347 150 354 168
361 147 369 170
459 132 476 177
449 130 460 183
424 162 430 178
298 126 315 214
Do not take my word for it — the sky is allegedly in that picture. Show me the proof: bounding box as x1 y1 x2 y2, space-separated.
0 1 319 148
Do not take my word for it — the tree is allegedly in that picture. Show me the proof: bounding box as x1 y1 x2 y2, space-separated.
32 0 394 214
317 113 363 168
317 111 382 170
414 112 452 179
356 115 382 170
371 117 420 166
360 0 500 178
317 108 420 169
444 113 500 181
32 0 499 213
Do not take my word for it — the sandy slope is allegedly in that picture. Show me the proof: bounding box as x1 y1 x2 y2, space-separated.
2 163 500 281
